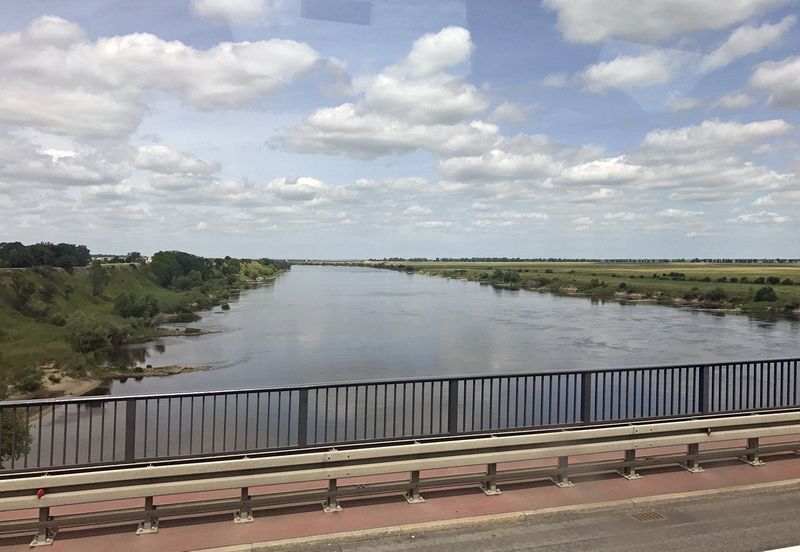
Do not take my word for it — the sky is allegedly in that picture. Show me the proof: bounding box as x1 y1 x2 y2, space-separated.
0 0 799 259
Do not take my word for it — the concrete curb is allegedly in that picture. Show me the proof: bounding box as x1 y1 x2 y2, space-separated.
196 478 800 551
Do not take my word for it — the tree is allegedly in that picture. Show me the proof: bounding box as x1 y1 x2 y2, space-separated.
89 261 109 296
0 409 32 466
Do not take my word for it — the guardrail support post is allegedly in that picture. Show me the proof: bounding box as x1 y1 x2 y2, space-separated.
481 463 502 496
581 372 592 423
618 449 641 480
30 507 56 547
447 380 459 434
683 443 704 473
124 399 137 463
405 470 425 503
297 389 309 447
136 497 158 535
234 487 254 523
553 456 573 487
743 437 765 466
323 479 342 513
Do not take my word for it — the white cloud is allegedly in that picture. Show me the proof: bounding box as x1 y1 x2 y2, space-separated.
665 93 700 112
134 145 219 176
403 205 433 216
191 0 288 25
438 135 564 181
750 55 800 108
641 119 793 159
699 15 796 74
541 72 569 87
656 208 704 218
604 211 645 222
581 51 678 93
487 102 532 124
392 26 473 80
728 210 789 224
543 0 788 44
559 156 643 184
0 135 127 187
712 92 754 110
278 27 496 158
0 16 325 137
754 191 800 205
265 176 329 201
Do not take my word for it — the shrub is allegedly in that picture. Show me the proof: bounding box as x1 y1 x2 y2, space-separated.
766 276 781 285
704 288 727 302
114 292 159 318
754 286 777 302
15 367 42 393
782 279 794 286
65 312 127 353
753 277 765 284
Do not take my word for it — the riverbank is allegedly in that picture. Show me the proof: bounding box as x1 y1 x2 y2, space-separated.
0 252 289 397
14 364 212 400
362 260 800 320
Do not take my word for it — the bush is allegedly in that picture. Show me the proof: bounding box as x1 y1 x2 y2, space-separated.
114 292 159 318
14 367 41 393
704 288 727 302
753 277 766 284
754 286 777 302
782 279 794 286
766 276 781 285
65 312 127 353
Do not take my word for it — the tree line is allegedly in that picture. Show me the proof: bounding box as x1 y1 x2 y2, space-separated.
0 242 91 268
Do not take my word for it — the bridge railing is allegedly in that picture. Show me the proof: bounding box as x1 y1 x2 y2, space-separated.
1 357 798 473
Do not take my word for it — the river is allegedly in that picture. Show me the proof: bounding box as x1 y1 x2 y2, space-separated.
104 265 800 396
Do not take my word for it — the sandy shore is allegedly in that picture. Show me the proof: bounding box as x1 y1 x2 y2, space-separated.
15 365 210 400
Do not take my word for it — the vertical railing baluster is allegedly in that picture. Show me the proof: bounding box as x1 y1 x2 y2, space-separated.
297 388 308 447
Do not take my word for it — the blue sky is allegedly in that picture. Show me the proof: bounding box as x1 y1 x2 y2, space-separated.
0 0 798 258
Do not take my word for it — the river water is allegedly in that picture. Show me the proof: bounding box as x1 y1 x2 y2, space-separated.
108 265 800 395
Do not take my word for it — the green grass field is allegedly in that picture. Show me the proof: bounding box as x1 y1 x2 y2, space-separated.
370 261 800 319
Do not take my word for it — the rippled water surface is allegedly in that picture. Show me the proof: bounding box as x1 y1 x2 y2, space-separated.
110 265 800 395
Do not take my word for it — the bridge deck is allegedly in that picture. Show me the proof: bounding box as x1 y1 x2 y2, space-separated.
2 437 800 551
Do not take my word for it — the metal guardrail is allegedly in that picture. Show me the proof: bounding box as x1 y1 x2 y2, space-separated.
1 357 799 473
3 409 800 546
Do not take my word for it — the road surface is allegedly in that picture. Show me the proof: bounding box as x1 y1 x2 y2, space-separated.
269 485 800 552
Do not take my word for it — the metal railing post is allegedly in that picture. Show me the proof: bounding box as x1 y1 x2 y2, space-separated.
581 372 593 423
447 380 459 434
124 399 137 462
698 366 711 414
297 389 309 447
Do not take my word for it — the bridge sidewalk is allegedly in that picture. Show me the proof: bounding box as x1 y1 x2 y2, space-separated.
3 436 800 551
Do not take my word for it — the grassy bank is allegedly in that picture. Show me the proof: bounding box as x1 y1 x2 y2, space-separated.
0 255 288 397
366 261 800 320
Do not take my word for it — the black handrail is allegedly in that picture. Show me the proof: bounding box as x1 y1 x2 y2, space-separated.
1 357 798 473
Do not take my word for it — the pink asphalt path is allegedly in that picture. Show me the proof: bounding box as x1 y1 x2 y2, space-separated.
2 438 800 551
